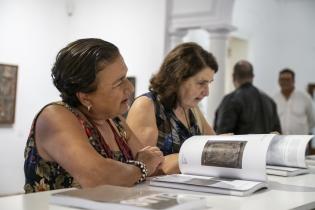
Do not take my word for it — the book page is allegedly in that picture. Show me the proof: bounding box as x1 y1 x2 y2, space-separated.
51 185 207 210
119 193 204 209
152 174 264 191
178 134 275 182
267 165 304 172
266 135 314 168
306 155 315 160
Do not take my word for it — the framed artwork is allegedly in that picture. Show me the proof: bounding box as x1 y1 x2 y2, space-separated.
127 76 136 106
0 64 18 124
122 76 136 118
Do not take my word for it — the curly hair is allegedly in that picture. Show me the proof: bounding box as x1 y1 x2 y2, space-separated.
149 42 218 110
51 38 119 107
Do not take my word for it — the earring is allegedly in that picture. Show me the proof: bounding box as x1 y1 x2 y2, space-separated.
87 105 92 112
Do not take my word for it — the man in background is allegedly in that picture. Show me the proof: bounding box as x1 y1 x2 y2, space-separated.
274 68 315 134
214 60 281 134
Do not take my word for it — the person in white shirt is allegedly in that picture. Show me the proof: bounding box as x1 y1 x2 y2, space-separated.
274 68 315 134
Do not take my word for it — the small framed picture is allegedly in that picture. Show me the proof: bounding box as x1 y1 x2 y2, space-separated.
127 76 136 105
0 64 18 124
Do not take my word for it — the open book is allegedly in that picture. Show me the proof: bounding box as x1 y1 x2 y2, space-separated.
266 135 314 177
50 185 207 210
150 134 275 196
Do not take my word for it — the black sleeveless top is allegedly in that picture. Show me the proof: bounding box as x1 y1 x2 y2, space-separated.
141 92 201 155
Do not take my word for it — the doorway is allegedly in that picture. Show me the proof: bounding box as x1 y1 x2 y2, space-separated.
226 37 249 94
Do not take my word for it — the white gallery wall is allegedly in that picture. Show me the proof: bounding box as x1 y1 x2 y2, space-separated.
66 0 166 94
0 0 166 194
0 0 69 195
232 0 315 95
0 0 314 194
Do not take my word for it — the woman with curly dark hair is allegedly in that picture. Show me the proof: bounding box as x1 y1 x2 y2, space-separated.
127 42 218 174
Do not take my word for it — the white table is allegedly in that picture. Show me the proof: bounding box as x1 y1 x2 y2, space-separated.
1 172 315 210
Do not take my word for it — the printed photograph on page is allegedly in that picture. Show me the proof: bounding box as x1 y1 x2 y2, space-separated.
201 140 247 168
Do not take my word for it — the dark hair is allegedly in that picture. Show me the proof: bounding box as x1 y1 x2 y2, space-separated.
233 60 254 81
51 38 120 107
279 68 295 81
149 42 218 110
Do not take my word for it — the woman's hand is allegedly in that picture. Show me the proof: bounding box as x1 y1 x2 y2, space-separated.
159 153 180 175
135 146 164 176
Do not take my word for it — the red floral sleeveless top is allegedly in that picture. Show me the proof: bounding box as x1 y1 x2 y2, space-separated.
24 102 133 193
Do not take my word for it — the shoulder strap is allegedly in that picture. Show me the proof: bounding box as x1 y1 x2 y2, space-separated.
111 117 133 160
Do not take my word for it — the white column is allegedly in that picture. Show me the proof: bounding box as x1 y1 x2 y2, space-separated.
204 29 230 126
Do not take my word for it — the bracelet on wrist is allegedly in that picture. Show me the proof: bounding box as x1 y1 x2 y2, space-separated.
126 160 148 184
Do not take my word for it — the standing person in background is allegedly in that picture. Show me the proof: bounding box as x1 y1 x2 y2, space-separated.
24 38 163 193
126 42 218 174
274 68 315 134
214 60 281 134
